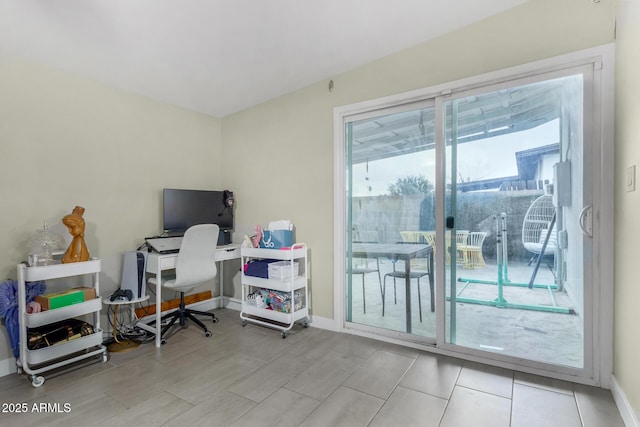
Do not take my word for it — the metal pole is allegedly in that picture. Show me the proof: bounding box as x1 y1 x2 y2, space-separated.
528 213 556 289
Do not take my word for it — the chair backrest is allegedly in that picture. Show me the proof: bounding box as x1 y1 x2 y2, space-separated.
467 231 487 248
455 230 469 245
418 231 436 246
174 224 220 290
522 194 556 250
538 227 557 246
400 231 417 242
398 232 435 271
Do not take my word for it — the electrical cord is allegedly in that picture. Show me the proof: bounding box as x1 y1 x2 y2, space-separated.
106 301 156 344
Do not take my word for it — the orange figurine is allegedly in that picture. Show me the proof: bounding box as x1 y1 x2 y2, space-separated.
61 206 90 263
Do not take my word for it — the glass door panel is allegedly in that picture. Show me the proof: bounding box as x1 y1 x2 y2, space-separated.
443 75 586 368
346 103 436 341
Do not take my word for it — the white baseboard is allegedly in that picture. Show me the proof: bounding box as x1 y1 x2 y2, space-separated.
307 314 338 331
189 296 221 312
220 296 242 312
611 374 639 427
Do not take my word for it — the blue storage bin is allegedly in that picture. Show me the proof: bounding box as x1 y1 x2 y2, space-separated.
260 230 294 249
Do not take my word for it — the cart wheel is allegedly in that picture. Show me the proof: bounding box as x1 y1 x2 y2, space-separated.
160 339 167 345
205 331 212 338
303 321 309 328
102 353 108 363
16 366 23 374
281 331 287 339
241 320 247 327
31 375 44 388
212 317 219 323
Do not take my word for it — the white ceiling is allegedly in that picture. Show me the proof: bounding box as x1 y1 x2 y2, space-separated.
0 0 525 118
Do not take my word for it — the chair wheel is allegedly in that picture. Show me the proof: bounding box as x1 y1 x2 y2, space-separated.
212 317 219 323
205 331 212 338
160 339 167 345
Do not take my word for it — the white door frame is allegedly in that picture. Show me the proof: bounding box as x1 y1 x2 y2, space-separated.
333 43 614 387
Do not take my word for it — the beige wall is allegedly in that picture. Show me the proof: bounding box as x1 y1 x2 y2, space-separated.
614 0 640 418
0 59 222 362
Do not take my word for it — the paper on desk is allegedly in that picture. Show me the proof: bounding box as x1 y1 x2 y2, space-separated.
268 220 293 231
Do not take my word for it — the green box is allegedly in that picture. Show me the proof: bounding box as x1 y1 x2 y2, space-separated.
35 289 85 311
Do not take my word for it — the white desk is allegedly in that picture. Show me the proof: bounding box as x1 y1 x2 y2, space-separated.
140 244 241 347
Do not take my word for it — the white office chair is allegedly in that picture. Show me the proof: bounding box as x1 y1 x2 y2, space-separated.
148 224 220 344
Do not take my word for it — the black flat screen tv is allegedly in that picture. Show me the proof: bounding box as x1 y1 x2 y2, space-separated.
162 188 233 236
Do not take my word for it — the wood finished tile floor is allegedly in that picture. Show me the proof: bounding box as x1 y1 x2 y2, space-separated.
0 309 625 427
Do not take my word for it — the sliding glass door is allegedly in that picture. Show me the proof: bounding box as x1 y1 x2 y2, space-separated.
345 102 437 342
442 71 589 369
336 46 612 382
343 71 590 365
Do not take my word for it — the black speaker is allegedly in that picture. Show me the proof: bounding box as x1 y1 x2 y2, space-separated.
120 251 146 299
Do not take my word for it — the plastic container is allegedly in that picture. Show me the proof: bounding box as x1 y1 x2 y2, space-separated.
268 261 299 280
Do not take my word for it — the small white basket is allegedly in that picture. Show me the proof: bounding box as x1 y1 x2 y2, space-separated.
268 261 299 281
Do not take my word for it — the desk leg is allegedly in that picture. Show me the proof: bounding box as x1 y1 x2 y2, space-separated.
155 264 162 347
405 259 412 334
218 260 224 308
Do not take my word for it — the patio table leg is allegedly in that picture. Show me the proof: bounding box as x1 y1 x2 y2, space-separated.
405 258 411 333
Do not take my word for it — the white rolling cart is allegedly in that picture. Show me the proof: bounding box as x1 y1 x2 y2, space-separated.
16 259 107 387
240 244 308 338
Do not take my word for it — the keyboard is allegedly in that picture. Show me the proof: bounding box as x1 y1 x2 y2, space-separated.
145 236 183 254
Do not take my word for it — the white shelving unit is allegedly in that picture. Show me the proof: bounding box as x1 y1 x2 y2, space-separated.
240 244 308 338
16 259 107 387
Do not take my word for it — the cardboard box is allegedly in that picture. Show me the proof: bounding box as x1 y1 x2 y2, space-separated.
71 287 96 301
35 289 85 311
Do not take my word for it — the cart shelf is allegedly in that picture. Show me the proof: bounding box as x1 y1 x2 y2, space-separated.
240 243 309 338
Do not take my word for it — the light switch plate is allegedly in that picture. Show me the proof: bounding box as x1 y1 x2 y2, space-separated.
626 165 636 192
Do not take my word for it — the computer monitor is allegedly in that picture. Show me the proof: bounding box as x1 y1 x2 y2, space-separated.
162 188 234 236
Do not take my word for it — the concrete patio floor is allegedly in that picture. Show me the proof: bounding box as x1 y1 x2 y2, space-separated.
349 257 583 369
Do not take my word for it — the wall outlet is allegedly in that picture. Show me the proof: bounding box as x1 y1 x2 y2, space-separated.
626 165 636 192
